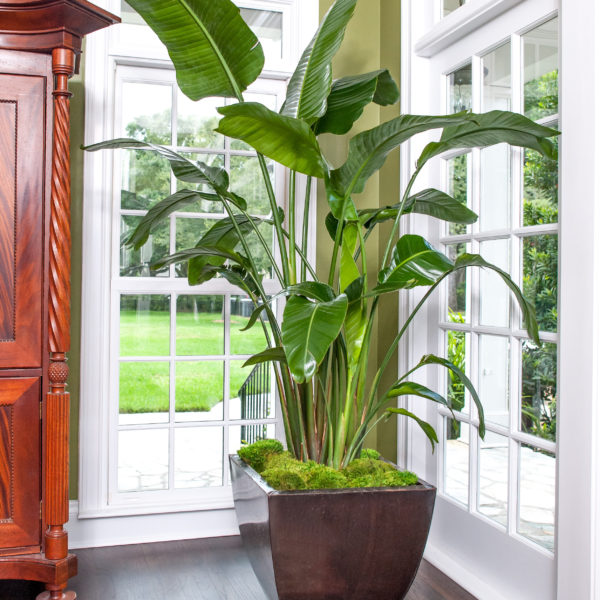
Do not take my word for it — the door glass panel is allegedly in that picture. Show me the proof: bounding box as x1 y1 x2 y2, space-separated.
444 418 469 505
482 43 511 111
523 134 559 226
521 341 557 442
523 18 559 121
480 144 511 231
479 238 510 327
177 92 224 149
174 217 215 278
120 294 170 357
240 9 283 60
446 243 469 323
447 331 469 416
120 215 169 277
175 153 226 208
231 360 274 421
479 335 510 428
519 444 555 551
119 362 169 425
175 361 224 421
230 295 268 355
478 432 508 526
446 154 470 235
448 64 472 113
230 155 273 214
174 427 223 488
118 429 169 492
176 295 224 356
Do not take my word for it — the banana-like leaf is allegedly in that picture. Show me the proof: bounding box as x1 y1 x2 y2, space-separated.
387 381 453 413
402 354 485 439
281 0 357 124
343 276 367 372
125 190 245 250
125 0 264 100
375 235 453 293
84 138 229 191
152 246 248 271
243 347 287 367
340 224 360 292
195 264 260 297
453 253 540 345
330 112 477 197
286 282 336 302
417 111 560 168
314 69 399 135
325 181 359 221
282 294 348 382
216 103 327 178
387 407 439 452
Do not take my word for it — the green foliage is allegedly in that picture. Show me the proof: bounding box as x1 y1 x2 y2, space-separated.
447 311 466 440
238 438 284 473
360 448 380 460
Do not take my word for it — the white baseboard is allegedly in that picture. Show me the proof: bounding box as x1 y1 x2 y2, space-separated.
65 501 240 549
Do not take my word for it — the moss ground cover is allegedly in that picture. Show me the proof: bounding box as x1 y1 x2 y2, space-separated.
238 439 419 491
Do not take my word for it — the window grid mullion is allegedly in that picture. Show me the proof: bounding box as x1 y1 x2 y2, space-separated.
168 292 177 491
223 293 232 485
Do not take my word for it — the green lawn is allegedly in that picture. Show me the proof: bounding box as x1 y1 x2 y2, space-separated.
119 310 268 414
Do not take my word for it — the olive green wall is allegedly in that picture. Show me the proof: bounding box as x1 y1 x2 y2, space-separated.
67 3 403 497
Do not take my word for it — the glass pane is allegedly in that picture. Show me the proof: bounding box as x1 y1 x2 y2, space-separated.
446 243 468 323
174 427 223 488
446 154 470 235
447 65 472 113
478 432 508 526
175 361 224 421
522 234 558 333
121 82 172 210
230 296 268 355
240 9 283 61
523 135 559 226
175 154 225 210
120 295 170 357
120 215 169 277
480 144 511 231
119 362 169 425
177 92 224 149
523 18 559 121
479 335 510 428
444 418 469 505
120 0 144 25
174 217 215 279
482 43 511 111
479 238 510 327
521 341 557 442
447 331 469 416
118 429 169 492
519 444 555 551
230 155 273 215
230 360 274 421
443 0 467 17
176 295 224 356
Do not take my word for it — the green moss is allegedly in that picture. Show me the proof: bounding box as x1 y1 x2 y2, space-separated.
262 467 308 490
342 457 394 479
305 464 347 489
237 438 284 472
360 448 380 460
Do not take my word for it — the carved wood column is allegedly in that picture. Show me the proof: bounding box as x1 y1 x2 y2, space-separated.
44 47 75 576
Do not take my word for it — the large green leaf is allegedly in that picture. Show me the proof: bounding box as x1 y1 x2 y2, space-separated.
387 381 453 413
387 407 439 452
330 112 477 197
314 69 399 135
453 253 540 345
417 111 559 168
83 138 229 191
401 354 485 440
243 347 287 367
194 264 260 297
125 0 264 100
343 276 367 373
125 190 245 250
375 235 453 293
152 246 248 270
281 0 357 124
340 224 360 292
216 103 327 178
282 294 348 382
286 282 336 303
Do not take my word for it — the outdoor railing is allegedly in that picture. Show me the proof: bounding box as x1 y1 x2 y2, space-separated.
238 362 271 445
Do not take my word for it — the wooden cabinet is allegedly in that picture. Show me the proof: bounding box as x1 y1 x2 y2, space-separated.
0 3 118 598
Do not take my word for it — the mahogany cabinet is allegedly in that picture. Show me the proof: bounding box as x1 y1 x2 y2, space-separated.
0 2 118 598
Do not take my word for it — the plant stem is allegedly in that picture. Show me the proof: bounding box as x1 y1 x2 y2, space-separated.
289 171 297 284
301 176 312 281
328 195 350 288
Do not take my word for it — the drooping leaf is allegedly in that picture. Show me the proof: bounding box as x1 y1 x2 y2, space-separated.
453 253 540 345
387 381 453 413
325 181 359 221
314 69 399 135
216 103 327 178
401 354 485 440
282 294 348 382
281 0 358 124
244 347 287 367
151 246 248 270
387 407 439 453
374 235 453 293
417 111 560 168
193 264 260 297
330 112 477 197
285 282 336 303
125 0 264 100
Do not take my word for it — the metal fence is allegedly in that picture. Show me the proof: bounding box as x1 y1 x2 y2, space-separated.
238 362 271 445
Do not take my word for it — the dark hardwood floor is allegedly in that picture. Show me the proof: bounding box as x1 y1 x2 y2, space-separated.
0 537 477 600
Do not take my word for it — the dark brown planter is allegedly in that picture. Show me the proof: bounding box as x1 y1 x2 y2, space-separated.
230 454 436 600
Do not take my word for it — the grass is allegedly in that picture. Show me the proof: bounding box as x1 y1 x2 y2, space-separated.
119 310 268 414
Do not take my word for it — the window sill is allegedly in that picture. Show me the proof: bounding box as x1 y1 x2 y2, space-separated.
414 0 526 57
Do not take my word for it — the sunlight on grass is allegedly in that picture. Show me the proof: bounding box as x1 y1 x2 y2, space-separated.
120 362 170 414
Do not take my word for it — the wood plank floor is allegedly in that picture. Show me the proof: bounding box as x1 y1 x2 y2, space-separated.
0 537 477 600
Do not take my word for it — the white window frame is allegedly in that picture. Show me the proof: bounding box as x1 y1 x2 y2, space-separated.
401 1 600 598
78 0 319 531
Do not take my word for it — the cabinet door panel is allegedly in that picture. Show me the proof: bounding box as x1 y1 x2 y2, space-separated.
0 74 44 368
0 377 41 551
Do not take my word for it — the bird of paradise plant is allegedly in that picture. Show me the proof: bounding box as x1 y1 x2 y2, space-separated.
85 0 557 470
